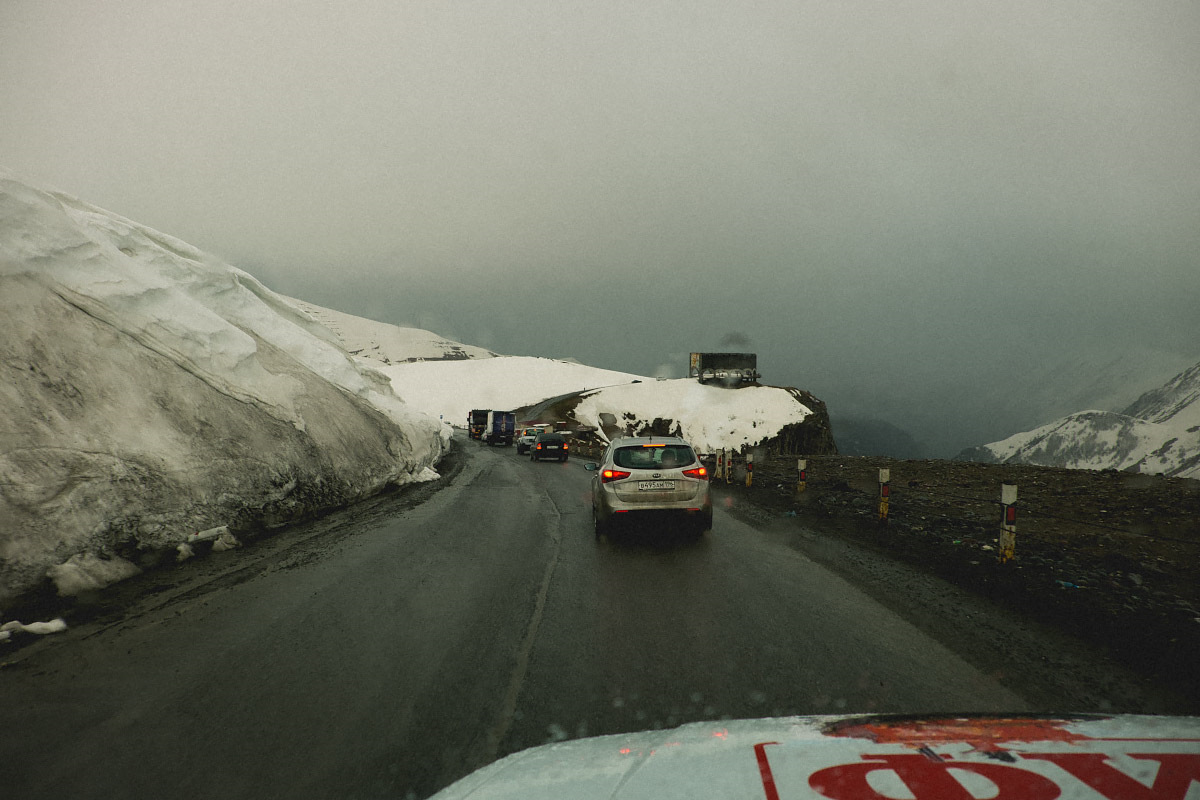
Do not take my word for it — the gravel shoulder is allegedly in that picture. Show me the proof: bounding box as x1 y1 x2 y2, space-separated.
710 455 1200 713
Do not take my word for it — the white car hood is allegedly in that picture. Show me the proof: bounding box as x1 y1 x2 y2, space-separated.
431 714 1200 799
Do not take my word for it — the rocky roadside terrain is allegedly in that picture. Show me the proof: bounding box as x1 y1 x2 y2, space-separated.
710 454 1200 707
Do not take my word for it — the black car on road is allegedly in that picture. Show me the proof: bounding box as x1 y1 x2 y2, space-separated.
530 432 569 462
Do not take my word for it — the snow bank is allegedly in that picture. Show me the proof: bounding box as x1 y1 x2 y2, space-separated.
45 553 142 596
0 618 68 642
0 170 449 605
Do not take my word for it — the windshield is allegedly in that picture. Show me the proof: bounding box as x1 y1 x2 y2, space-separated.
1 3 1196 800
613 445 697 470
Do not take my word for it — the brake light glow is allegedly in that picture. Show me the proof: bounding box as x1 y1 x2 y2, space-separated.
641 443 666 447
601 469 631 483
563 443 569 449
682 466 708 480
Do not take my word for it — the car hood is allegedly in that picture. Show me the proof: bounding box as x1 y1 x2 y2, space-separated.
430 714 1200 799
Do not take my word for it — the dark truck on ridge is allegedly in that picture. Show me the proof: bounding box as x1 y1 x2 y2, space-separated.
689 352 760 386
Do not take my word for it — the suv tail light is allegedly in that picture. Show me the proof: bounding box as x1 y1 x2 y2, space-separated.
681 466 708 480
601 469 631 483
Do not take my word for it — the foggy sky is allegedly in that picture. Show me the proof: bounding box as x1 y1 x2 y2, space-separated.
3 0 1198 455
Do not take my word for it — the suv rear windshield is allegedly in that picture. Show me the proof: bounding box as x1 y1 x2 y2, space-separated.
613 445 696 470
536 434 564 444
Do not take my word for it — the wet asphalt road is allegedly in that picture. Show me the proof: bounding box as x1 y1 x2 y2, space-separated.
1 438 1026 799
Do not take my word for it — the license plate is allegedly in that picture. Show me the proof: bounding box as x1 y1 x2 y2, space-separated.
546 445 559 449
638 480 675 491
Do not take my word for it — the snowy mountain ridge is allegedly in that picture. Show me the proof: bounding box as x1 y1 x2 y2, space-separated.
1121 362 1200 425
285 297 497 364
961 361 1200 479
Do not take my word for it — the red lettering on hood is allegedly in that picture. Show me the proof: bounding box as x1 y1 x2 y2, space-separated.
808 754 1062 800
1023 753 1200 800
755 742 782 800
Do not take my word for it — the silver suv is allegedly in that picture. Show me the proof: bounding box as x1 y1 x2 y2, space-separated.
585 436 712 538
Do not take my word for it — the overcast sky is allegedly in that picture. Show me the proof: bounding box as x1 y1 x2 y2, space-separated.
3 0 1198 455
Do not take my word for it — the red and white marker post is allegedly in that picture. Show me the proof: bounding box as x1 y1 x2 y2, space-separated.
878 468 890 524
999 483 1017 563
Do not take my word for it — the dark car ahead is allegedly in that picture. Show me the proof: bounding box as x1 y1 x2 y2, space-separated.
530 432 568 462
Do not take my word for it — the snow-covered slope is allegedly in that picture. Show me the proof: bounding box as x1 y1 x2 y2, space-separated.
373 357 648 425
370 358 827 455
961 361 1200 478
0 171 448 605
285 297 497 364
0 170 836 607
572 380 819 453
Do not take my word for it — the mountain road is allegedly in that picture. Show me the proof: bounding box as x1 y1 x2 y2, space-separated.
0 436 1175 799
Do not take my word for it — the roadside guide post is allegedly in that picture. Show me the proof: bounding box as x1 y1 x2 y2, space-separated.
878 468 890 524
745 451 754 488
999 483 1018 563
796 459 807 494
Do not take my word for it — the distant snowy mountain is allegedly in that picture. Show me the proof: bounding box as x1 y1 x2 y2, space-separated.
960 361 1200 479
0 170 448 605
987 348 1197 435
